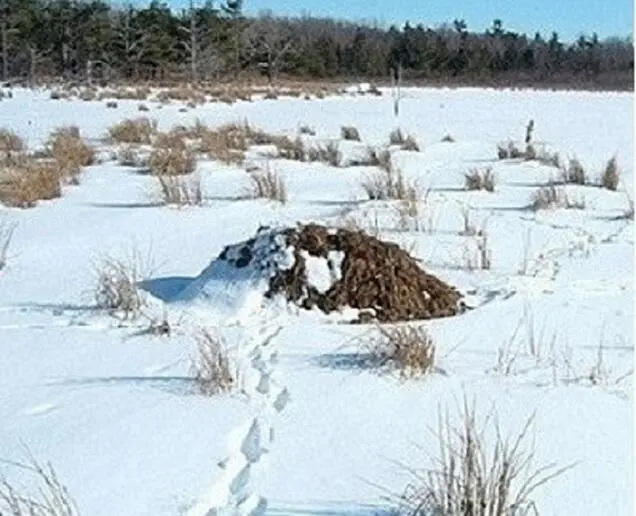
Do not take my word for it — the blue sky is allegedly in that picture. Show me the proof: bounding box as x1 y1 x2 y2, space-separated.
153 0 633 41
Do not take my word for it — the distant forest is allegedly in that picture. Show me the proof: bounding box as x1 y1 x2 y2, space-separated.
0 0 633 90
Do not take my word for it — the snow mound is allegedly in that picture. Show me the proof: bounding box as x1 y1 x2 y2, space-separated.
176 224 463 323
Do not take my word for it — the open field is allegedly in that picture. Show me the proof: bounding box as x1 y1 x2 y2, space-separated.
0 85 632 515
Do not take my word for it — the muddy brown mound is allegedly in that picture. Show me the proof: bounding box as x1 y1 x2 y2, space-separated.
266 224 463 322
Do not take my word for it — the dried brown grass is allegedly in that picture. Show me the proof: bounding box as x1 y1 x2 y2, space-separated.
155 174 202 206
0 454 80 515
400 397 573 516
191 328 236 396
108 118 156 144
248 166 287 203
364 324 436 378
464 167 495 192
601 156 620 191
341 125 361 141
0 159 61 208
48 127 95 181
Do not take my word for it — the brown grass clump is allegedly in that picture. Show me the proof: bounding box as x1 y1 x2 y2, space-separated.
389 128 407 146
362 167 417 201
464 167 495 192
93 250 150 319
299 125 316 136
341 125 361 141
0 129 25 155
274 136 305 161
117 146 147 168
365 325 436 377
401 134 420 152
48 127 95 181
564 157 587 185
108 118 156 144
601 156 620 191
197 122 251 164
306 142 340 167
191 328 236 396
156 174 202 206
531 182 585 211
248 167 287 203
0 454 80 515
0 159 61 208
400 398 573 516
149 143 196 176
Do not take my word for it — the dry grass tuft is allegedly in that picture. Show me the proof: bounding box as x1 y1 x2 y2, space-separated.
341 125 361 141
198 123 248 164
364 325 436 378
401 134 420 152
563 157 587 185
48 127 95 181
191 328 236 396
400 397 573 516
601 156 620 191
0 159 62 208
464 167 495 192
389 128 407 145
0 128 24 155
362 167 417 201
0 454 80 516
299 125 316 136
531 182 585 211
248 166 287 203
93 250 151 320
149 138 196 176
117 146 147 168
155 174 202 206
306 142 340 167
108 118 156 144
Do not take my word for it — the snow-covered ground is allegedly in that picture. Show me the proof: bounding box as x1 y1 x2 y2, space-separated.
0 86 632 515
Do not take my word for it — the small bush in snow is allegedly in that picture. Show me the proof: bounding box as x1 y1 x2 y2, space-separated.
389 128 407 146
362 167 417 202
601 156 620 191
401 134 420 152
117 146 147 168
563 157 587 185
464 167 495 192
530 182 585 211
273 135 305 161
191 328 236 396
368 147 392 172
306 142 340 167
441 134 455 143
149 138 196 176
366 325 436 378
400 397 573 516
0 128 24 156
341 125 361 141
108 118 156 144
299 125 315 136
48 127 95 181
248 166 287 203
0 455 80 516
0 159 61 208
155 174 202 206
93 251 150 320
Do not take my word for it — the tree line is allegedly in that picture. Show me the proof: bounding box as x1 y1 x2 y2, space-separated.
0 0 633 90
